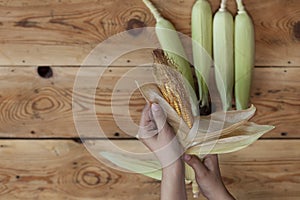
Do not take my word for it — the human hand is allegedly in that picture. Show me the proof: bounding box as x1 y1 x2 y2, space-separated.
184 154 235 200
137 103 184 168
138 103 187 200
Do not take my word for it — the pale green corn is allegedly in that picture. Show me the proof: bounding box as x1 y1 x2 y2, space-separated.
143 0 195 91
213 0 234 111
235 0 255 110
192 0 213 111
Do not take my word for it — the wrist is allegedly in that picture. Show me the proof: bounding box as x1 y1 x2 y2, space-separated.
220 190 235 200
207 188 235 200
162 159 184 175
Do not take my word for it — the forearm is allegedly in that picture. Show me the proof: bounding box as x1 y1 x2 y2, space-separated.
161 160 187 200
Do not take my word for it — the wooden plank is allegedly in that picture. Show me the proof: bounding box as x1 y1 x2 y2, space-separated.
0 66 151 138
0 66 299 138
219 139 300 200
0 139 160 200
251 67 300 138
0 139 298 199
0 0 300 66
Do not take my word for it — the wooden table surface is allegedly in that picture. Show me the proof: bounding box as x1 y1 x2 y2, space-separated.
0 0 299 199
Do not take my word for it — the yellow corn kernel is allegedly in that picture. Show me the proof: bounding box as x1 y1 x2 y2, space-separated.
152 49 194 130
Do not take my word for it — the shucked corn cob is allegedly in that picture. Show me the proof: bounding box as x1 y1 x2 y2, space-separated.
192 0 213 113
213 0 234 111
235 0 255 110
143 0 195 91
152 49 194 129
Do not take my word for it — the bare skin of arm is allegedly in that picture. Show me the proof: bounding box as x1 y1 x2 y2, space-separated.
138 103 187 200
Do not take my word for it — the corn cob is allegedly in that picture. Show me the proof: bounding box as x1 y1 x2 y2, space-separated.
152 49 194 129
192 0 213 113
235 0 255 110
143 0 195 91
213 0 234 111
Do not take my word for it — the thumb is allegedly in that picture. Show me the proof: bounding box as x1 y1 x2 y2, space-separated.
151 103 168 132
184 154 208 178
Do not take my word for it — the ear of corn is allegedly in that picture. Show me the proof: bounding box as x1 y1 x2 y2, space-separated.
213 0 234 111
143 0 195 91
100 89 274 187
190 2 214 195
138 49 273 198
152 49 195 129
192 0 213 113
101 78 274 198
234 0 255 110
138 83 192 142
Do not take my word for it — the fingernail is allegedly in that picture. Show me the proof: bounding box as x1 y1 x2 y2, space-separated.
151 103 160 112
184 154 191 161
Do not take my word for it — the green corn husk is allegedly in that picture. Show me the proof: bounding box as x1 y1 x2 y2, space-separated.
143 0 195 91
213 0 234 111
192 0 213 112
235 0 255 110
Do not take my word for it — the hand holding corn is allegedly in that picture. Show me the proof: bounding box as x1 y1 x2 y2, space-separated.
184 154 235 200
137 103 184 168
138 103 187 200
138 103 235 200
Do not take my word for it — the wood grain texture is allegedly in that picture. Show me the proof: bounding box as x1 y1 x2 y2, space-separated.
218 139 300 200
0 66 298 138
0 0 299 66
0 139 298 199
0 139 160 200
251 67 300 138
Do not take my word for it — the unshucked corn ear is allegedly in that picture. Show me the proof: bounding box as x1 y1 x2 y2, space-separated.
190 1 213 195
235 0 255 110
140 50 273 198
143 0 195 91
192 0 213 112
213 0 234 111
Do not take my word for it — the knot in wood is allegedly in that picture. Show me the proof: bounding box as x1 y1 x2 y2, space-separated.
293 21 300 41
37 66 53 79
126 19 145 36
82 171 101 186
76 166 112 187
31 97 55 112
